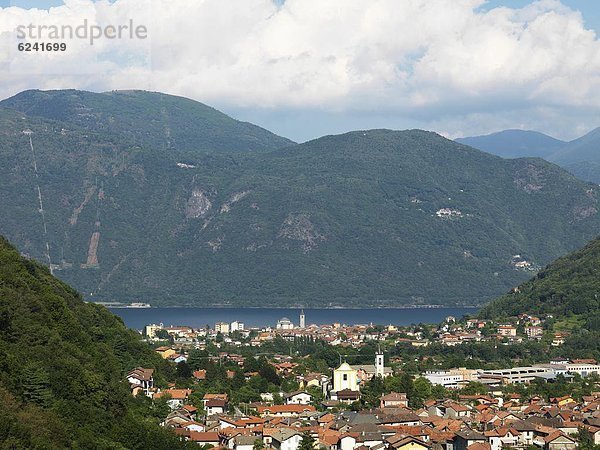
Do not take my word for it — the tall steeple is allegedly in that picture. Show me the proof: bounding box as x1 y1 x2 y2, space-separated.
375 345 384 378
299 309 305 328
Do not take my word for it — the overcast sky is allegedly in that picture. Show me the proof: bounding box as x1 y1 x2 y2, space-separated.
0 0 598 142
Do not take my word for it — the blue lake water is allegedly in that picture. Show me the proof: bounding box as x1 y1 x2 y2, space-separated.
109 307 479 330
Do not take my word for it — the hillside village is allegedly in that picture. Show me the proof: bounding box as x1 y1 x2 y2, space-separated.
128 312 600 449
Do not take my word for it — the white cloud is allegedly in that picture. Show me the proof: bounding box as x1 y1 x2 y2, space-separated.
0 0 598 139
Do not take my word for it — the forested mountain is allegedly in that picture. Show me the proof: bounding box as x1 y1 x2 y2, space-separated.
2 90 600 307
0 89 294 156
480 235 600 321
479 235 600 356
0 237 193 448
455 130 565 159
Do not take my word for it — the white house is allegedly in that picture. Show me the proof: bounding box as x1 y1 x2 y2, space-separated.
229 435 256 450
271 429 302 450
127 367 154 396
285 391 313 405
205 398 227 415
182 422 205 433
154 389 191 410
340 434 357 450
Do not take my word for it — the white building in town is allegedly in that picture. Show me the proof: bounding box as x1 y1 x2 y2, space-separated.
215 322 230 333
424 371 465 389
230 320 244 332
333 362 359 392
277 317 294 330
144 323 164 339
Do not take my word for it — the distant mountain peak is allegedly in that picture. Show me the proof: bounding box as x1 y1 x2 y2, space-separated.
456 129 565 159
548 126 600 170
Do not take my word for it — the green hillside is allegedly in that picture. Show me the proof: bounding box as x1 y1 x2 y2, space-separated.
480 236 600 321
0 89 294 156
0 236 193 448
479 235 600 357
2 90 600 307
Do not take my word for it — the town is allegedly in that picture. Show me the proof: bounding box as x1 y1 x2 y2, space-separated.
126 311 600 450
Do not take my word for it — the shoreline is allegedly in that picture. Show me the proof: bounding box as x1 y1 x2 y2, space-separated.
105 304 482 310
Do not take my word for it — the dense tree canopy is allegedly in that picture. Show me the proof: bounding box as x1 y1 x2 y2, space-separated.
0 236 195 448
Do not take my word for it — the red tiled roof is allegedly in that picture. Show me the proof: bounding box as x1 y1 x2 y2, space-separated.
257 404 316 414
193 370 207 380
154 389 191 400
189 431 220 443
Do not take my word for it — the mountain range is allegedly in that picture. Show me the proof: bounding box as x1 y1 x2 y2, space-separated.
2 89 600 307
457 128 600 184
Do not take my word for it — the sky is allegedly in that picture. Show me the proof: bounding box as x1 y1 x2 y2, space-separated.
0 0 599 143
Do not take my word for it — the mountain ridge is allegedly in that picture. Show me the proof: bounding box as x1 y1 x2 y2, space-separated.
0 89 295 156
458 127 600 184
455 129 566 159
2 90 600 307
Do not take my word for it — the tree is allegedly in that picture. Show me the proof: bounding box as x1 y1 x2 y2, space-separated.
258 363 280 385
176 361 193 379
188 349 209 370
232 370 246 389
298 432 316 450
399 373 415 402
253 439 265 450
151 396 171 419
412 377 433 406
273 392 284 405
22 365 52 408
361 376 385 407
576 426 599 450
460 382 489 396
244 356 261 373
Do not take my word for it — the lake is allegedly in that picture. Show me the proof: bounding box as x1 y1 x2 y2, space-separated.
109 307 479 330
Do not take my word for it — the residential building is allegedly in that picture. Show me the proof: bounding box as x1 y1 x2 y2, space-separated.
154 388 191 410
380 392 409 408
144 323 164 339
256 404 316 417
271 429 302 450
216 322 230 334
497 325 517 337
230 321 245 332
526 326 544 339
127 367 154 395
285 391 313 405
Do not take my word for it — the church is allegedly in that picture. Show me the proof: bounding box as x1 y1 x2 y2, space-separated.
331 349 392 400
